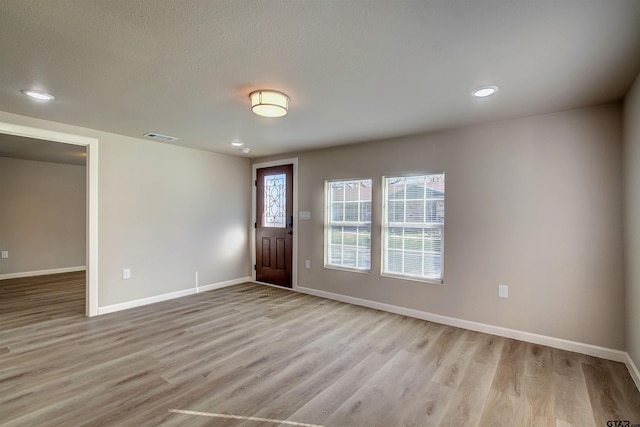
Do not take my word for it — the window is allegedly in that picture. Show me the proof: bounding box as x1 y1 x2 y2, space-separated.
383 173 444 282
263 173 287 228
325 179 372 271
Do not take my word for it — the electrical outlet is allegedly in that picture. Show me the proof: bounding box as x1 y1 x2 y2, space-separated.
299 211 311 220
122 268 131 279
499 284 508 298
305 260 311 269
1 251 8 259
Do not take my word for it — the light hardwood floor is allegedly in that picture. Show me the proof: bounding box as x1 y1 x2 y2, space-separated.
0 271 85 331
0 278 639 426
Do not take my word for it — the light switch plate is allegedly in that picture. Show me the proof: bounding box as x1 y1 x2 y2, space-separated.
1 251 8 259
123 268 131 279
499 284 508 298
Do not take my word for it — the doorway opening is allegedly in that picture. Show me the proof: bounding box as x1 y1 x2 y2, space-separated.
0 121 98 317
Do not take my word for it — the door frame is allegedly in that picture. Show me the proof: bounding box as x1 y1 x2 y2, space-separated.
252 158 298 290
0 120 99 316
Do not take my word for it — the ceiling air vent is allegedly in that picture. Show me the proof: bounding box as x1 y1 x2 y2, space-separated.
144 132 178 142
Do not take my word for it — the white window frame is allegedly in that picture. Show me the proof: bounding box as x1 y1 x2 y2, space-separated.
382 173 445 284
324 178 372 272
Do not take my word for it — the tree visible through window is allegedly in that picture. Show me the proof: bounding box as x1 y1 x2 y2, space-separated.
325 179 372 271
383 174 444 282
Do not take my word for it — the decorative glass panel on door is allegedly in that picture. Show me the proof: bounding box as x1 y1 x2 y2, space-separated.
263 173 287 228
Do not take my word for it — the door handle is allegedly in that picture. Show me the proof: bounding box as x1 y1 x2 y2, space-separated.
287 231 293 235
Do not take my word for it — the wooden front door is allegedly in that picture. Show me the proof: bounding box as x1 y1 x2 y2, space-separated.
256 164 293 288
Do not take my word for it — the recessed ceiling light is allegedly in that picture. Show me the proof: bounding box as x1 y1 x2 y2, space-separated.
230 141 244 147
21 89 55 101
472 86 499 98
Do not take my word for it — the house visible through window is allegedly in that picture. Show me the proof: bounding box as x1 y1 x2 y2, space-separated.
325 179 372 271
383 173 444 282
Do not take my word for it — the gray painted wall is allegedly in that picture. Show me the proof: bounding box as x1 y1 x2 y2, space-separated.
0 157 86 274
624 73 640 368
0 110 252 308
256 103 625 350
97 133 251 306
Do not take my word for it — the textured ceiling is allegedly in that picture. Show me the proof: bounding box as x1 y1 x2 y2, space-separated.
0 0 639 158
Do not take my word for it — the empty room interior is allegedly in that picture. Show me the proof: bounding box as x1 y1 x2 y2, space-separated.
1 1 640 426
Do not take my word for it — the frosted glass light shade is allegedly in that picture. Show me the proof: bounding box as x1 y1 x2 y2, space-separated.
250 90 289 117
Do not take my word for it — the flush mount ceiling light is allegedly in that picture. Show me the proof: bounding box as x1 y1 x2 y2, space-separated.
230 141 244 147
21 89 55 101
472 85 499 98
249 90 289 118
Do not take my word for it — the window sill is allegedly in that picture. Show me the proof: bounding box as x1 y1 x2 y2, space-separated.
381 272 444 285
324 265 371 275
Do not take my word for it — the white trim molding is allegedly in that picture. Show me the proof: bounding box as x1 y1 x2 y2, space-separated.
627 354 640 392
98 288 196 315
98 276 251 315
197 277 252 293
296 285 630 364
0 266 86 280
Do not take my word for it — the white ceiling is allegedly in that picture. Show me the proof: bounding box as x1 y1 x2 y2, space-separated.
0 0 639 158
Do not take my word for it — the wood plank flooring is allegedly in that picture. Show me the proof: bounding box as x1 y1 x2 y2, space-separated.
0 271 85 330
1 280 639 426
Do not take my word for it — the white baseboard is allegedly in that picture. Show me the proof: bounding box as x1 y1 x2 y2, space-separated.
627 353 640 392
0 266 86 280
197 276 252 293
98 288 197 315
97 276 251 315
296 285 629 364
